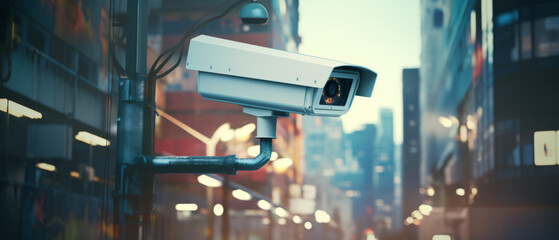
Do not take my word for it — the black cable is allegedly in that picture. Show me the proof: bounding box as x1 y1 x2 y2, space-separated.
149 0 245 79
137 0 245 116
154 43 183 79
148 0 239 76
110 28 127 77
154 0 240 80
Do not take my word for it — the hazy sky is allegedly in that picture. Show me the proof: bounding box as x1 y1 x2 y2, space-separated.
298 0 421 144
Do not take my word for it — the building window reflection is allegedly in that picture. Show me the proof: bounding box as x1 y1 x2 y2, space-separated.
520 21 532 59
534 15 559 58
494 10 519 65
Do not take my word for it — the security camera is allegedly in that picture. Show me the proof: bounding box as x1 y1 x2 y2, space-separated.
186 35 377 119
238 0 269 25
147 35 377 174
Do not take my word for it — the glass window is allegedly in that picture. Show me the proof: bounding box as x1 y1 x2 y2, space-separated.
13 15 23 40
520 21 532 60
495 119 521 170
534 16 559 58
27 24 45 52
494 23 519 64
433 8 444 28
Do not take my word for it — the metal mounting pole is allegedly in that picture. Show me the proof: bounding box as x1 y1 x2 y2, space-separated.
113 0 151 239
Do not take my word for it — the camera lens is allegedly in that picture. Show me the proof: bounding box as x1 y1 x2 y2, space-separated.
324 80 339 98
320 77 353 106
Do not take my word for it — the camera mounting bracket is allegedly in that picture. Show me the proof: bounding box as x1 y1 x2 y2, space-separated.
243 106 288 139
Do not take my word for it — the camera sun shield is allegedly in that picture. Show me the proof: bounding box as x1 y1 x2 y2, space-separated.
186 35 377 117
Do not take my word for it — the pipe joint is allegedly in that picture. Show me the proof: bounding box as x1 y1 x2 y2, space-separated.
235 138 273 171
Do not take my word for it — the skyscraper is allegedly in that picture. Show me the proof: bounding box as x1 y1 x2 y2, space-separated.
373 109 396 237
402 68 420 240
417 0 559 239
345 124 377 239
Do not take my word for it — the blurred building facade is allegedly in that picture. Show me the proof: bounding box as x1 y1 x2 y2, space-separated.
1 0 114 239
401 68 421 240
416 0 559 239
372 109 397 237
345 124 377 239
302 116 349 240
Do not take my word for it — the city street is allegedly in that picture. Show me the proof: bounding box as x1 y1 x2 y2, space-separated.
1 0 559 240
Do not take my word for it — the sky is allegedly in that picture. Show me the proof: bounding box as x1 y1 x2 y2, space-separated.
298 0 421 144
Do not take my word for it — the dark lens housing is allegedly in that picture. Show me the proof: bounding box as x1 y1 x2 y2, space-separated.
319 77 353 106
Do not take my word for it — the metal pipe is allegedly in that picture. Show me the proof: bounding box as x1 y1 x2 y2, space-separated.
235 138 272 170
148 155 237 175
147 138 273 175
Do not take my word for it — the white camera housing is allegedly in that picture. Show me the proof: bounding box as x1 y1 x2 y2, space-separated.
186 35 377 117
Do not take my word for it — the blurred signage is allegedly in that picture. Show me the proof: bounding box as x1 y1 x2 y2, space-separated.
534 131 559 166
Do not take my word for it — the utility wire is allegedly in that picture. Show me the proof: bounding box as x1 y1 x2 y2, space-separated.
148 0 244 80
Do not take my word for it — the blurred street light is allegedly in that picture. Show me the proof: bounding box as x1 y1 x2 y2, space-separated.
438 116 453 128
0 98 42 119
213 204 224 216
232 189 252 201
460 125 468 142
36 163 56 172
220 129 235 142
438 115 459 128
433 235 452 240
304 221 312 230
456 188 465 196
466 115 475 130
262 218 270 225
419 204 433 216
198 175 223 188
405 217 414 225
235 123 256 141
278 218 286 225
314 210 331 223
75 131 111 147
248 144 278 160
175 203 198 211
258 200 272 210
70 171 81 179
274 207 288 217
292 215 302 224
412 210 423 220
247 145 260 156
471 187 478 195
272 157 293 172
208 123 232 156
427 186 435 196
